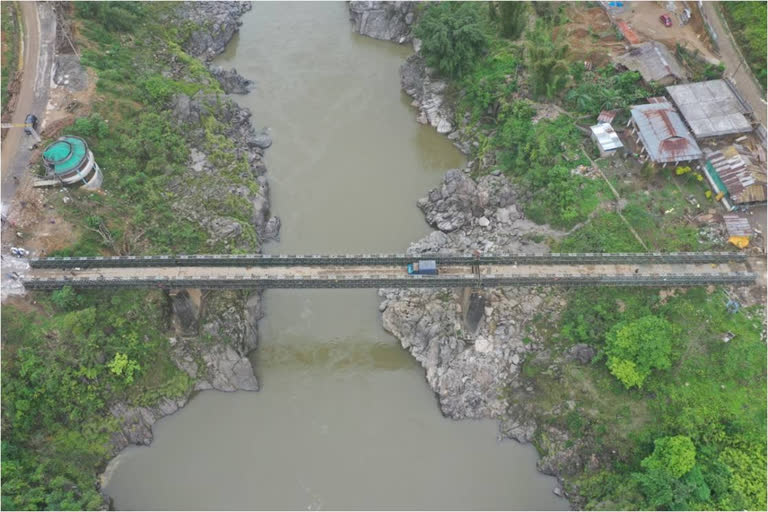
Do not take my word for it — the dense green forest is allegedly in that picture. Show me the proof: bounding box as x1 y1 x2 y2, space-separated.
415 2 766 510
722 1 767 88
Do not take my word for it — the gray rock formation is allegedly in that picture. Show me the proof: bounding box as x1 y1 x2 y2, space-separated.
380 170 565 419
177 1 252 61
109 398 188 451
209 65 253 94
401 54 454 134
349 1 417 43
53 54 87 91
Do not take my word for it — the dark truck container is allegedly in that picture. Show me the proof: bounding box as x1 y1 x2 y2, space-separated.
407 260 438 275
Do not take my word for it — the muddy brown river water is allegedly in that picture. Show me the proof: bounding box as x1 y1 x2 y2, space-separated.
101 3 567 509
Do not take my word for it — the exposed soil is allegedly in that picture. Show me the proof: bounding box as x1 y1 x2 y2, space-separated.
561 5 626 67
612 1 719 64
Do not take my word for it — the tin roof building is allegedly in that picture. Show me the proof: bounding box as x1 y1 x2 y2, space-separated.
41 136 102 190
616 41 685 86
704 144 766 206
666 80 753 139
628 102 703 164
590 123 624 157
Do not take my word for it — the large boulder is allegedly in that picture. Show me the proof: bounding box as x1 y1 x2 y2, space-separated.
209 66 253 94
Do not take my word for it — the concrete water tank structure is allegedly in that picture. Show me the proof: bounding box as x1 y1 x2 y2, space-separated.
41 136 102 190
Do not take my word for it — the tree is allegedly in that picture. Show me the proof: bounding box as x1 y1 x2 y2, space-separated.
524 19 569 99
642 436 697 478
414 2 488 79
605 315 676 388
499 2 527 40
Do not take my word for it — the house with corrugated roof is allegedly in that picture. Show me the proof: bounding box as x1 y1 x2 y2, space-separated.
666 80 753 139
627 102 703 164
703 144 767 208
616 41 685 86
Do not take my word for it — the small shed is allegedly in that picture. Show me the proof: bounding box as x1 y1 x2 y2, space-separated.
704 144 767 206
666 80 753 139
590 123 624 157
616 41 685 86
628 102 703 164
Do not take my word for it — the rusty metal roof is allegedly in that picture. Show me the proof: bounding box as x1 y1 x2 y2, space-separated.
723 214 752 237
597 110 618 124
630 102 703 162
706 144 767 204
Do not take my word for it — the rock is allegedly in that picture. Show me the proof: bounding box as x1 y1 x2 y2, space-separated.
170 289 200 336
500 415 537 443
418 169 482 232
400 54 454 135
177 2 252 61
252 129 272 149
348 1 417 43
474 337 492 354
53 55 88 91
262 216 281 241
553 487 563 497
478 216 490 227
565 344 596 365
209 65 253 94
511 353 520 365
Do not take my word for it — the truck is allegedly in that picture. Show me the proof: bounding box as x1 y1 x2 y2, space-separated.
407 260 438 275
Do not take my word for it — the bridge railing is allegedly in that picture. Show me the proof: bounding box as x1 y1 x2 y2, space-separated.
22 272 757 290
28 251 747 268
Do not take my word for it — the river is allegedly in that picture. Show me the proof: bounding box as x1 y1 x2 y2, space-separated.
102 3 567 510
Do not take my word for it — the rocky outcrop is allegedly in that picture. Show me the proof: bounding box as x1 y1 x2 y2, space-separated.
209 65 254 94
349 1 417 43
169 91 280 246
379 168 566 419
177 1 252 61
401 54 455 134
109 398 189 451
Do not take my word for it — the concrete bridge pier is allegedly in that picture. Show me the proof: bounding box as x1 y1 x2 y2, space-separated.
462 288 486 336
169 289 202 336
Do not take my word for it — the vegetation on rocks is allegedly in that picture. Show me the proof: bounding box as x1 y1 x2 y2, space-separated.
2 2 256 509
413 2 766 510
413 2 488 79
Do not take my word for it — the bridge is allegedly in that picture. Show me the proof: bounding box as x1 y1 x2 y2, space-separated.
21 252 757 289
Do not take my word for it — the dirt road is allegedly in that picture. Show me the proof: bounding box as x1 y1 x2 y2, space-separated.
0 2 55 210
699 2 767 128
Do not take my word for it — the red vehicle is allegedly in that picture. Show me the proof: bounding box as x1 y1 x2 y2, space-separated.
659 14 673 27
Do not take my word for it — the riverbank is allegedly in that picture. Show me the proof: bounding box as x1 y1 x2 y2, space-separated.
1 2 276 508
351 2 766 510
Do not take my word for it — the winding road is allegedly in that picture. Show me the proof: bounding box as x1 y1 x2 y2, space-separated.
1 1 55 209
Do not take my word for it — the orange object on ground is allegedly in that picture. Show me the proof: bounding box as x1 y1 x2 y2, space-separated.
616 21 642 44
728 236 750 249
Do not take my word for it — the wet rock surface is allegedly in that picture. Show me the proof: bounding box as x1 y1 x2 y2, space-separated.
209 65 254 94
349 1 417 44
401 54 455 135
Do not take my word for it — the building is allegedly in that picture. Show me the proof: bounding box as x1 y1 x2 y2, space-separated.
590 123 624 157
628 102 703 164
39 136 102 190
703 144 766 209
616 41 685 86
666 80 753 139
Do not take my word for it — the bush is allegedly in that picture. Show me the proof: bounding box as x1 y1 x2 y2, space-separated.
605 315 676 388
414 2 488 79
